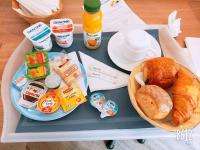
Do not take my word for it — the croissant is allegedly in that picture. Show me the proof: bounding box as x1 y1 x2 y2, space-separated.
172 68 200 126
143 57 179 89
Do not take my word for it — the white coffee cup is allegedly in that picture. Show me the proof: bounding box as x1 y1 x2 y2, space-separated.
122 29 156 61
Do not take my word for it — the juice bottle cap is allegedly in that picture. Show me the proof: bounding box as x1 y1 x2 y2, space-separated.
84 0 101 13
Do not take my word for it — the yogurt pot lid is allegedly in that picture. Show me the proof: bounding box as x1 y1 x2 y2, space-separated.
23 22 51 42
50 18 74 33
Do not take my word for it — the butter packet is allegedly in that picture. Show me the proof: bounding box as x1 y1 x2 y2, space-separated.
100 100 118 118
57 83 86 112
12 76 28 91
90 93 118 118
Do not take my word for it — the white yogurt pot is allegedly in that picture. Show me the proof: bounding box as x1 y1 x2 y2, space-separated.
50 18 74 48
23 22 52 51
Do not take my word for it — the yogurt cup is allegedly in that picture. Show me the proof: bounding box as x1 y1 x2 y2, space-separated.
23 22 52 51
50 18 74 48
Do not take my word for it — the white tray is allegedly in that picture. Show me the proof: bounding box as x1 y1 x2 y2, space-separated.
1 24 200 143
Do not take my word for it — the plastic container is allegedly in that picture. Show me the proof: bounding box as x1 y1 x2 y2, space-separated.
23 22 52 51
82 0 102 49
50 18 74 48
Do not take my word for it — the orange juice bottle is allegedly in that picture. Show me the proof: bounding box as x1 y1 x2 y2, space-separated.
83 0 102 49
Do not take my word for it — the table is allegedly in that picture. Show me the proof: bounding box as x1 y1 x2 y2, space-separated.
0 0 200 135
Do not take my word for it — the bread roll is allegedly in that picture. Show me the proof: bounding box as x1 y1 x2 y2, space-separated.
143 57 179 89
136 85 173 120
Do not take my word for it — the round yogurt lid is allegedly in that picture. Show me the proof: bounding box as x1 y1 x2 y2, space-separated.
90 92 106 108
45 74 61 89
37 91 61 113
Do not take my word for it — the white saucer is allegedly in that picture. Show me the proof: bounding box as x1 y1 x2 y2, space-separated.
107 31 162 71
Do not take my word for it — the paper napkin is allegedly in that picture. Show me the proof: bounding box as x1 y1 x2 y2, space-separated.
185 37 200 76
168 10 182 38
101 0 145 31
159 27 197 75
79 51 129 92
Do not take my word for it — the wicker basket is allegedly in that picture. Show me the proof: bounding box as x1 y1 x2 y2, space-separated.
128 60 200 131
12 0 63 24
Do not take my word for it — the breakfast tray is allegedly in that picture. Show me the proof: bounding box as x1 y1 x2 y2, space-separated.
15 30 161 133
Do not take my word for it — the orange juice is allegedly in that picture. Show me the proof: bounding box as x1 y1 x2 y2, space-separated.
82 0 102 49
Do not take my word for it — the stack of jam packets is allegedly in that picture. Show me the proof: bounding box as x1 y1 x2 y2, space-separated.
90 93 118 118
25 51 50 80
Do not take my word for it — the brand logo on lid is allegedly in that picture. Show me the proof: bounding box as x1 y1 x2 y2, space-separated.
53 20 70 25
27 24 42 34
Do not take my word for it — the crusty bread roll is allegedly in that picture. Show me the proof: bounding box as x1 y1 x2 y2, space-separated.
136 85 173 120
143 57 179 89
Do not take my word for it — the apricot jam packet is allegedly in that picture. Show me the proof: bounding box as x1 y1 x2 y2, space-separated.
57 83 86 112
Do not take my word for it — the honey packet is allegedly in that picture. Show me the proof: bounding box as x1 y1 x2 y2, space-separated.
57 83 86 112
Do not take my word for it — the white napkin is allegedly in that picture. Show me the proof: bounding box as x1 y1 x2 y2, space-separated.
101 0 146 31
79 51 129 92
49 52 88 96
167 10 182 38
159 27 197 74
185 37 200 77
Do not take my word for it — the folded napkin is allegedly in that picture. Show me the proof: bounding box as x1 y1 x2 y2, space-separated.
167 10 181 38
159 27 198 75
79 51 129 92
185 37 200 77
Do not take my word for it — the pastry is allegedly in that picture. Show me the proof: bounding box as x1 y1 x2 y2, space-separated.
143 57 179 89
135 85 173 120
172 68 200 126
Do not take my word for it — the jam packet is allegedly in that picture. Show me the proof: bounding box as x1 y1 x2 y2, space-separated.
12 76 28 91
18 81 47 108
27 65 50 80
25 51 48 68
37 91 61 113
57 84 86 112
90 93 118 118
53 55 81 85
